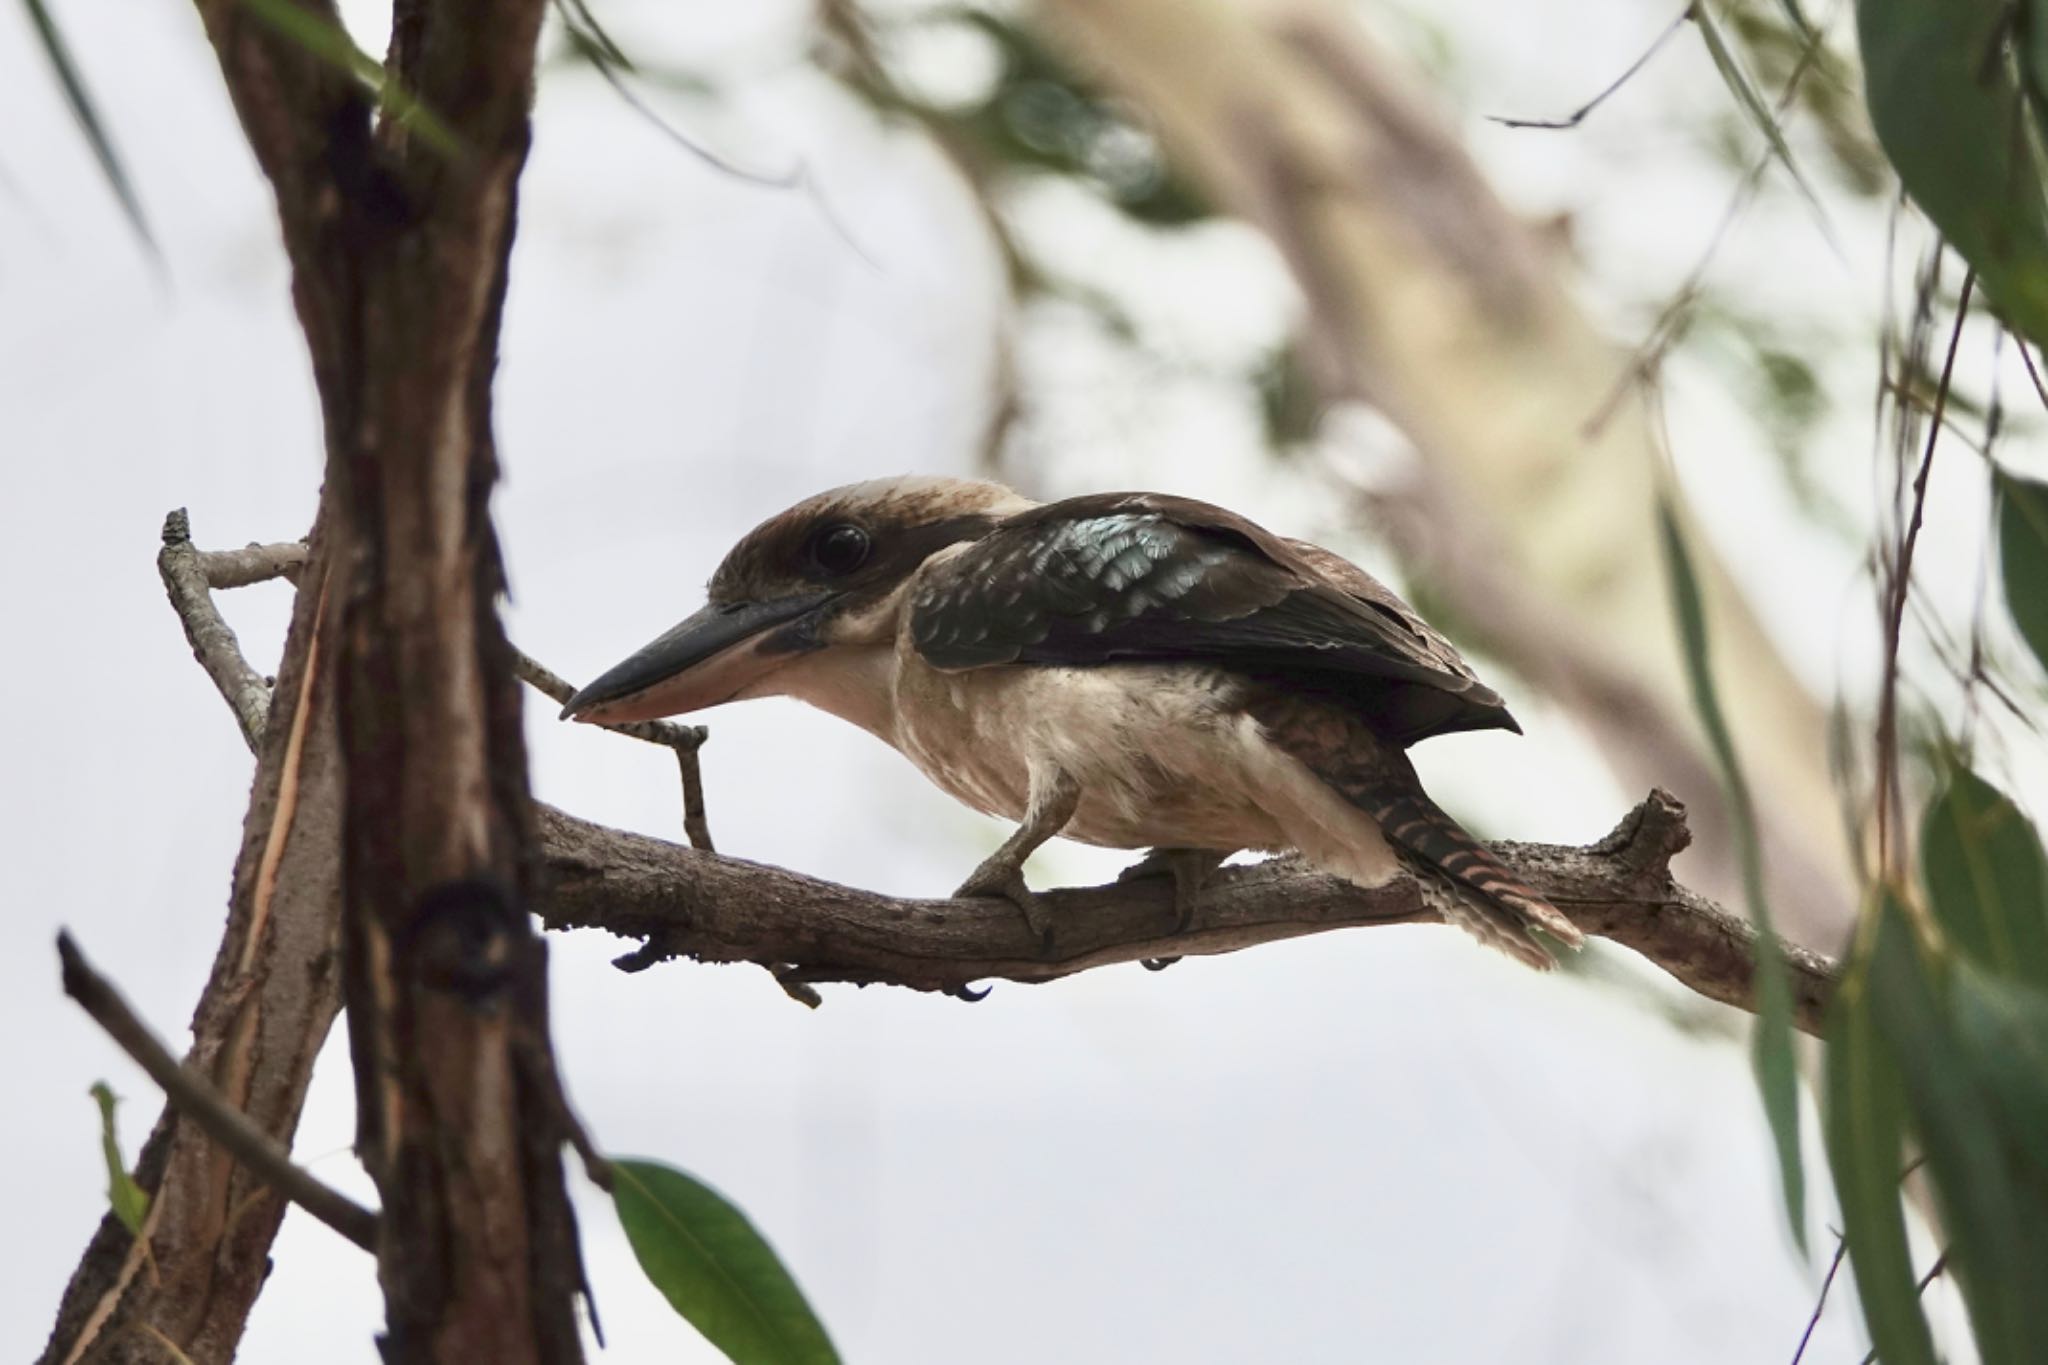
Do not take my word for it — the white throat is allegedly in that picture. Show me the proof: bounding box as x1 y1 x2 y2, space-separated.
739 644 900 744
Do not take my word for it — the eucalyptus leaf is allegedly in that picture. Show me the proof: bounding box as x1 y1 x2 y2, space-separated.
1999 471 2048 676
21 0 156 258
1949 959 2048 1163
1695 1 1831 234
1822 902 1936 1365
1656 498 1804 1249
1870 895 2048 1365
1857 0 2048 344
1921 761 2048 988
89 1081 150 1236
612 1158 838 1365
234 0 460 155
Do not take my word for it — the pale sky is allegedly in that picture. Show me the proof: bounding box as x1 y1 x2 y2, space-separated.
1 0 1991 1360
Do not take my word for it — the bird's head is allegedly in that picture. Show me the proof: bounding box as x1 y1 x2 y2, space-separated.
562 476 1034 724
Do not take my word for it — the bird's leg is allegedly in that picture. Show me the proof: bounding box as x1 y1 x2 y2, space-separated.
1117 847 1228 934
953 766 1082 950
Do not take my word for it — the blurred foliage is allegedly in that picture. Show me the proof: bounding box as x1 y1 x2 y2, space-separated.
20 0 155 259
1821 766 2048 1365
1696 1 1831 232
612 1158 840 1365
1657 496 1806 1250
1816 0 2048 1328
1858 0 2048 347
917 9 1213 227
1728 2 1890 196
2000 473 2048 676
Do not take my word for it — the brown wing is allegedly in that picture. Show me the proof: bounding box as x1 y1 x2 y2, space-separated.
908 491 1516 745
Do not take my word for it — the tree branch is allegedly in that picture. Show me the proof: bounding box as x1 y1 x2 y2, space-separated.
533 788 1838 1036
158 509 276 750
512 650 714 851
56 932 377 1253
43 505 345 1365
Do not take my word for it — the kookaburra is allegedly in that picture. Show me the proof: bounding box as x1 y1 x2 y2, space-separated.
564 477 1582 968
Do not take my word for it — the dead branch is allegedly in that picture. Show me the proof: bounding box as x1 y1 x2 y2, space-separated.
158 509 276 749
533 789 1838 1036
195 537 307 590
44 506 346 1365
57 932 376 1253
513 650 714 851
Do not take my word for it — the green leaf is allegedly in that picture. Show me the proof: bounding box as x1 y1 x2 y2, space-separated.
1949 959 2048 1162
20 0 157 259
1870 901 2048 1365
1857 0 2048 345
1656 498 1804 1250
1999 471 2048 677
233 0 461 156
89 1081 151 1236
1921 760 2048 989
611 1158 839 1365
1823 900 1937 1365
1694 1 1831 234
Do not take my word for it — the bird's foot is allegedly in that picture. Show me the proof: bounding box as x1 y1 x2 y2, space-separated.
1117 847 1227 934
954 858 1055 953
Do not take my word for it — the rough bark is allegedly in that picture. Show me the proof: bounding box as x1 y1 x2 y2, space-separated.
534 790 1838 1037
41 508 345 1365
45 0 581 1358
1027 0 1853 944
312 0 581 1358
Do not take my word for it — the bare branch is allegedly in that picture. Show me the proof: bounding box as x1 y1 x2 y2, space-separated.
158 509 274 750
513 649 704 752
197 538 307 590
44 506 345 1365
535 788 1839 1036
515 649 715 851
57 931 376 1252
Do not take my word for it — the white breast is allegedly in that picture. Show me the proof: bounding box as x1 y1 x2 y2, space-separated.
886 644 1391 879
763 606 1400 886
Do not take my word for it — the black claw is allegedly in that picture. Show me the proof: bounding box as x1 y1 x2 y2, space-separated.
1141 956 1182 972
954 862 1057 955
946 981 993 1002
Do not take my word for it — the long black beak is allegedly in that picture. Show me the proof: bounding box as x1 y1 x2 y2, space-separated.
561 592 833 724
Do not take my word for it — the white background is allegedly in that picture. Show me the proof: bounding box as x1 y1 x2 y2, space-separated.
2 0 1990 1360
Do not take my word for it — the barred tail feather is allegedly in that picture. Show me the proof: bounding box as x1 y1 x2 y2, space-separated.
1366 789 1584 970
1245 689 1585 969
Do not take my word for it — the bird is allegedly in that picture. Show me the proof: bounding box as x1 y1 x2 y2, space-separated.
562 476 1583 968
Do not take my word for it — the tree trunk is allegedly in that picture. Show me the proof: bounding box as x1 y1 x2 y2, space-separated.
43 0 586 1358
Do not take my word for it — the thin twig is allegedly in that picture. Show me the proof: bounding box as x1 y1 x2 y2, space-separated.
511 649 704 752
1489 2 1696 130
674 747 715 853
56 931 378 1253
158 510 274 750
512 648 715 850
1875 269 1973 873
1790 1233 1849 1364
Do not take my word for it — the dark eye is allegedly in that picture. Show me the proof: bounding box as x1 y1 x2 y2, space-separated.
808 523 871 577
